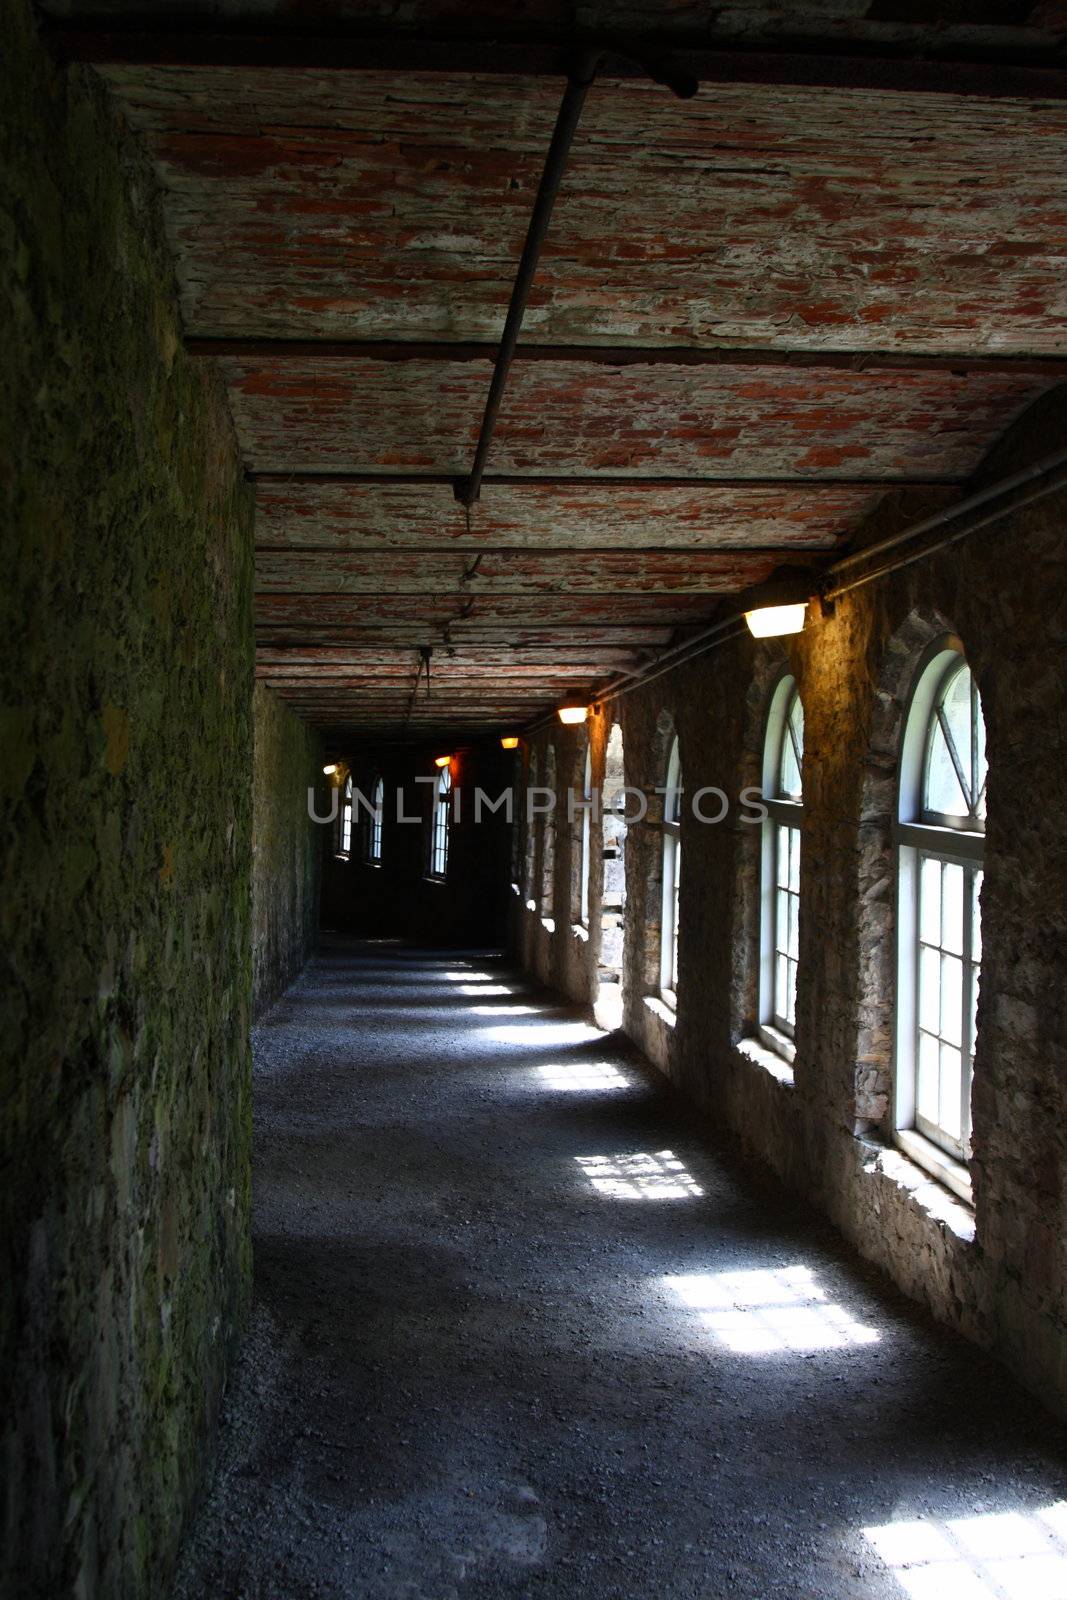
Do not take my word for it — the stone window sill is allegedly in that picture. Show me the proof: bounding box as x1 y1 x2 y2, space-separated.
525 898 537 912
644 995 677 1029
571 922 590 942
540 916 556 934
737 1035 795 1087
510 881 521 896
860 1137 975 1243
894 1127 974 1209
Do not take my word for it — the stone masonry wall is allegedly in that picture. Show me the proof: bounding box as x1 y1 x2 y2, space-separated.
1 6 255 1594
251 684 323 1018
511 388 1067 1417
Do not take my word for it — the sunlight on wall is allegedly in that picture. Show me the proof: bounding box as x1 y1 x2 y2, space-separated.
537 1062 630 1092
665 1265 880 1353
576 1151 704 1200
863 1503 1067 1600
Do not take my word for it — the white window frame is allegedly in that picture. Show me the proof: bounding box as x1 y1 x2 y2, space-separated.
578 745 592 927
759 675 803 1063
660 737 682 1008
894 638 984 1203
338 775 353 859
367 775 384 865
429 765 452 880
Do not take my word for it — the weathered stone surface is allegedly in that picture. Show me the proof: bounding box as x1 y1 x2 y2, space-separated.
514 386 1067 1416
252 684 324 1016
1 6 254 1594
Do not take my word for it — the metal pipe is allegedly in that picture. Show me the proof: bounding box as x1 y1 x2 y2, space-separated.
454 59 600 507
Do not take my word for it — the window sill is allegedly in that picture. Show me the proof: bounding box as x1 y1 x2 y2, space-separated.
424 874 447 885
334 852 351 863
540 916 556 934
510 881 521 896
644 995 677 1029
894 1127 973 1209
859 1138 975 1242
757 1022 796 1065
571 922 590 942
737 1035 795 1087
525 898 537 912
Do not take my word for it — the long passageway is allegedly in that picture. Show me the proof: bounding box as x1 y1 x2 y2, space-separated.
174 940 1067 1600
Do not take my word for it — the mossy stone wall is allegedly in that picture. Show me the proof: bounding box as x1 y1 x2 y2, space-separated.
1 5 255 1593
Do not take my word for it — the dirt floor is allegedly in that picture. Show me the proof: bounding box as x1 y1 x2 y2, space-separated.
172 936 1067 1600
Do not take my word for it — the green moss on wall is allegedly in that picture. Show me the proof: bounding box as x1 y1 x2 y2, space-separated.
252 684 323 1017
0 5 254 1594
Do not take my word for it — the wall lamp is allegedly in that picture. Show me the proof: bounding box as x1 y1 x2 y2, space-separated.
322 763 338 776
500 736 520 750
434 754 452 768
557 696 589 726
739 570 812 640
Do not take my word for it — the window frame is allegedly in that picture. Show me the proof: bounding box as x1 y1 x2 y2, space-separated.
578 744 593 927
337 775 353 859
759 674 803 1062
660 736 682 1008
428 764 452 881
366 775 384 866
894 637 984 1203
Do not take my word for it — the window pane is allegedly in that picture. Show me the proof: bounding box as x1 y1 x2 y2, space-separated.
785 958 797 1027
941 861 964 955
787 888 800 962
939 1043 963 1141
940 952 963 1048
776 826 789 890
776 889 790 957
788 826 801 893
917 1031 940 1125
775 952 788 1021
779 695 803 800
924 719 967 817
919 945 941 1035
972 869 983 963
920 857 941 945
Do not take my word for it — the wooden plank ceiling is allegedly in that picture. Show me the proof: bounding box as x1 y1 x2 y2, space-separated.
47 2 1067 744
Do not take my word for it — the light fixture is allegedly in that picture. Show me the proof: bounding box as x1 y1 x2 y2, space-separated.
744 602 808 639
557 697 589 726
500 736 520 750
322 763 338 775
434 754 452 768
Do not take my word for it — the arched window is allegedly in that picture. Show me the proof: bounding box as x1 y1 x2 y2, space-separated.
660 737 682 1005
578 745 592 927
367 775 384 864
896 642 985 1192
339 775 353 858
430 764 452 879
760 676 803 1054
541 745 557 919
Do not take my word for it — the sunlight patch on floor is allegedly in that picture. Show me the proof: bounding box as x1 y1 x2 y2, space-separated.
576 1150 703 1200
665 1265 880 1353
863 1504 1067 1600
537 1062 631 1091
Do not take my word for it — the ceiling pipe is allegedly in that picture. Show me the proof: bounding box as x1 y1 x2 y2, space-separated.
453 57 601 509
523 444 1067 730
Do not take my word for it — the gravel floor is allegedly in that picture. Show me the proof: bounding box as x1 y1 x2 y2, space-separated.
172 936 1067 1600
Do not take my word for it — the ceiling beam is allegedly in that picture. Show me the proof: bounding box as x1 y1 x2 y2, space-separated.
250 471 964 490
193 339 1067 378
47 24 1067 100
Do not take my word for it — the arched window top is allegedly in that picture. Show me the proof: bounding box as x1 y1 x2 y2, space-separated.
372 774 383 804
437 764 452 798
763 675 804 804
901 642 986 834
923 659 986 829
665 735 682 823
344 774 353 798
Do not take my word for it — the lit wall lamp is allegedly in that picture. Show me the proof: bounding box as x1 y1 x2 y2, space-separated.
322 763 338 776
739 570 812 640
434 754 452 768
557 696 589 726
500 736 520 750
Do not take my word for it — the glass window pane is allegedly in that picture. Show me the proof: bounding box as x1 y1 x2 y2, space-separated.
787 890 800 961
776 826 790 890
920 857 941 945
775 953 788 1021
940 952 963 1047
917 1032 940 1124
785 959 797 1027
924 720 967 817
939 1043 963 1141
941 861 964 955
776 889 790 957
919 946 941 1035
779 694 803 800
972 870 983 963
788 826 801 893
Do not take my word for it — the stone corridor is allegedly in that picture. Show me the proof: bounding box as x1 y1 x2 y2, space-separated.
173 940 1067 1600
